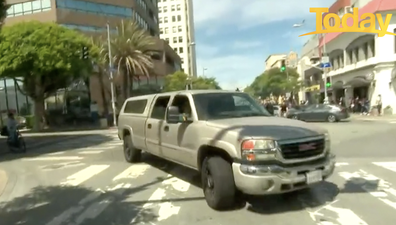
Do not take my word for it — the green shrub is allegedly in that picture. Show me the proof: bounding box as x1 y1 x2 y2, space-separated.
25 115 34 128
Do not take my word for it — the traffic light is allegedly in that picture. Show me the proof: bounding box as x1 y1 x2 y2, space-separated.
280 60 286 72
82 46 89 59
325 77 331 87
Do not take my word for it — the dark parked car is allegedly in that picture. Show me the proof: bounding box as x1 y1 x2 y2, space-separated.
286 104 349 122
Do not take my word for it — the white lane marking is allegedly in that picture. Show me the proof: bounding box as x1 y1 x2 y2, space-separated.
74 183 132 225
308 200 368 225
47 164 144 225
78 150 104 154
373 162 396 173
131 171 190 223
335 162 349 167
22 156 83 161
339 170 396 209
60 165 109 186
113 164 150 181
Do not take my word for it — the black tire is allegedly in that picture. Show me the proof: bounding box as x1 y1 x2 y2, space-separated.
123 135 141 163
201 156 236 210
327 114 337 123
18 137 26 153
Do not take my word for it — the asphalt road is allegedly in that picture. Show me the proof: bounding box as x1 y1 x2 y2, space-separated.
1 120 396 225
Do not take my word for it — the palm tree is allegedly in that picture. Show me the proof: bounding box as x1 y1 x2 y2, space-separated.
0 0 8 28
108 20 156 101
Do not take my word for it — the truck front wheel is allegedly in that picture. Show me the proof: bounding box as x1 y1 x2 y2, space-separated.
123 135 142 163
201 156 236 210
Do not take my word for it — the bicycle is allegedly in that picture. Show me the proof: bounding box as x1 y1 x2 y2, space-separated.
1 126 26 153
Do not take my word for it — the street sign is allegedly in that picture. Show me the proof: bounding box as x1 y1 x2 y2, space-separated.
321 63 331 68
321 56 329 63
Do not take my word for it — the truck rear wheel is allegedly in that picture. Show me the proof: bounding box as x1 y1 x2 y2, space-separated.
123 135 141 163
201 156 236 210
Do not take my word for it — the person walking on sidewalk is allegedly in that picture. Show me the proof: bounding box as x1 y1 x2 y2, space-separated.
376 94 382 116
6 112 18 144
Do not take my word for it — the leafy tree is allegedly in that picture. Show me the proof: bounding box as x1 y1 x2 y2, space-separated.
0 21 94 130
0 0 8 29
109 20 156 101
247 67 302 98
163 71 221 91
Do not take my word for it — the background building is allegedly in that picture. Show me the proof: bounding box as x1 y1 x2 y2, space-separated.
265 52 298 71
158 0 197 77
2 0 182 117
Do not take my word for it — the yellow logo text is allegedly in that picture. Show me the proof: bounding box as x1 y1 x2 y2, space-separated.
300 8 395 37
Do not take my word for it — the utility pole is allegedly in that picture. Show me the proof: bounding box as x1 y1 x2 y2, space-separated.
322 34 329 104
107 23 117 126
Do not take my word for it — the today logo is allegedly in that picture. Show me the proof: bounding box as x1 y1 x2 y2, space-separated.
300 7 396 37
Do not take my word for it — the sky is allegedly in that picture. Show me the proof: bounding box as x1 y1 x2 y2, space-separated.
192 0 335 90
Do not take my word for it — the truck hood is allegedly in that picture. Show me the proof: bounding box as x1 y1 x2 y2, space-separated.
205 117 326 140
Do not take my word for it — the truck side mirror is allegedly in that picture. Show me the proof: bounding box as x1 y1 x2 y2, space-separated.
166 106 181 123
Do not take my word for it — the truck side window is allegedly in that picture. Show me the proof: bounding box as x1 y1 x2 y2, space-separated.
171 95 192 117
150 96 170 119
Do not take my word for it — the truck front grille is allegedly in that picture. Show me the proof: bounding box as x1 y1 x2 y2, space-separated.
279 138 325 159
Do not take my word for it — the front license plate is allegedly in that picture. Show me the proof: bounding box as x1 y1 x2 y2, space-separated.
306 170 323 184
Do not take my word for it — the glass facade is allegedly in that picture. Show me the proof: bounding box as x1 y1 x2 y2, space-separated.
61 24 116 33
56 0 133 18
0 78 33 126
6 0 51 17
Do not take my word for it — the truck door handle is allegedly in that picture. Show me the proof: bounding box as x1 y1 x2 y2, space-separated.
164 126 169 131
147 124 152 129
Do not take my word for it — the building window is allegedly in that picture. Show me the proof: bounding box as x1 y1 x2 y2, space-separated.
179 47 183 53
159 28 163 34
164 27 168 34
7 0 52 17
158 17 162 23
177 15 181 21
181 57 184 63
173 37 177 43
158 6 161 12
164 16 168 22
172 26 176 32
176 4 180 10
171 5 175 11
172 16 176 22
163 6 167 12
55 0 132 17
165 38 169 43
173 48 177 53
178 25 182 32
61 23 115 33
178 36 182 43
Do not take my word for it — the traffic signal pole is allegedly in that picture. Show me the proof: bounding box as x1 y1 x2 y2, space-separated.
323 34 328 104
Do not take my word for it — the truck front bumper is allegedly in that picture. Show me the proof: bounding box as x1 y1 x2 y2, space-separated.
232 154 336 195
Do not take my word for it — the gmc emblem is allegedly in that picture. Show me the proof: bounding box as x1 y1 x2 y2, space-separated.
299 143 316 151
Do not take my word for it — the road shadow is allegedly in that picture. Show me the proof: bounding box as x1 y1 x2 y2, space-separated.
0 184 157 225
0 133 115 163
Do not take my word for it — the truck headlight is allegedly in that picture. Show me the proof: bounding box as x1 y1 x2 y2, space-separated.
241 139 278 161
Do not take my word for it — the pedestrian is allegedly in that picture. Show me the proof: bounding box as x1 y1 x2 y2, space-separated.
90 101 99 124
376 94 382 116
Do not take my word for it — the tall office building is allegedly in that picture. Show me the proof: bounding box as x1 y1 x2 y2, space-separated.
158 0 197 77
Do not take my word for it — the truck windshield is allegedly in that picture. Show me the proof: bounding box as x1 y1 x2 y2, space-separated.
192 92 271 120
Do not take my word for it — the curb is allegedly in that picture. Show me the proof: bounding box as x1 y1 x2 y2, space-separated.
0 168 8 197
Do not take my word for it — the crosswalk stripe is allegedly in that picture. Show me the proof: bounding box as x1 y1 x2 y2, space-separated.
60 165 109 186
35 160 396 224
339 169 396 210
22 156 83 161
373 162 396 172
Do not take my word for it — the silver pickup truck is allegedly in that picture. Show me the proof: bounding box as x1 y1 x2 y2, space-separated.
117 90 336 210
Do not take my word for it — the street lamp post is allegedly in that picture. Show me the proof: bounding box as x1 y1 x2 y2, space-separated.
202 67 207 76
189 42 196 77
106 23 117 127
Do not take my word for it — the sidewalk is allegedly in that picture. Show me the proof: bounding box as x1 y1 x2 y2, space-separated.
349 113 396 121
